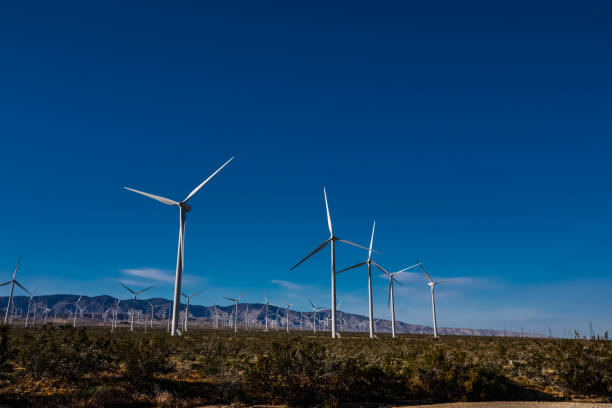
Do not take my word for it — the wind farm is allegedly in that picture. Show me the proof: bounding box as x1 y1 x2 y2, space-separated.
1 1 611 406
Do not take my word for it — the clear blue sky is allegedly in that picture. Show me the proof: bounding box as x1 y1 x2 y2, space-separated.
1 1 611 336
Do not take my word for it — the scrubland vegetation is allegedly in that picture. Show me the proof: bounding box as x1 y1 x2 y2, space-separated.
0 324 609 407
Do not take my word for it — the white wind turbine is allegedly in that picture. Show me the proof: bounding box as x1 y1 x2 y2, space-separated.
147 301 163 330
120 282 154 332
263 294 271 331
24 289 36 328
223 290 246 333
111 299 120 333
337 221 378 338
181 289 204 332
1 257 31 324
124 156 235 336
283 302 293 333
72 296 82 328
376 263 421 338
290 188 374 338
418 262 456 339
307 298 326 334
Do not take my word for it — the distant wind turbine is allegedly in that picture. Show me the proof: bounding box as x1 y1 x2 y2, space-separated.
307 298 326 334
337 221 378 339
73 295 82 328
223 290 246 332
376 263 421 338
1 257 30 324
181 289 204 332
419 262 456 339
124 156 235 336
290 188 375 338
417 262 457 339
120 282 154 332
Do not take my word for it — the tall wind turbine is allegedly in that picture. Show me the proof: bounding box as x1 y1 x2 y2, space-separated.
419 262 456 339
124 156 235 336
376 263 420 338
120 282 154 332
307 298 326 334
290 188 374 338
181 289 204 332
337 221 378 338
223 290 246 333
283 302 293 333
1 257 31 324
24 290 36 328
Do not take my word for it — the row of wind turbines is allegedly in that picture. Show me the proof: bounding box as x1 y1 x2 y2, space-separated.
1 156 455 338
121 156 455 339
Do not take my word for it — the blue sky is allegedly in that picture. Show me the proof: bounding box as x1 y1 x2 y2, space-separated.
1 1 611 336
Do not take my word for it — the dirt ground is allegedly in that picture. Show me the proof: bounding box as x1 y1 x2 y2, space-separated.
403 402 612 408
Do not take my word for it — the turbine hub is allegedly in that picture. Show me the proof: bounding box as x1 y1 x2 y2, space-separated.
179 202 192 212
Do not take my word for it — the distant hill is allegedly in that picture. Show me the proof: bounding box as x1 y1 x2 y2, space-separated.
0 294 543 337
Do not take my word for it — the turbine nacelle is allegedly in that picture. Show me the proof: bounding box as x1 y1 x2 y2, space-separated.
179 202 192 212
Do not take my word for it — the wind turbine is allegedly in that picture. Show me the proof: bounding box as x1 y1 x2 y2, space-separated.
223 290 246 332
147 301 163 330
283 302 293 333
263 295 271 331
120 282 154 332
290 188 374 338
1 257 30 324
73 296 82 328
124 156 235 336
419 262 456 339
307 298 326 334
376 263 421 338
111 299 120 333
181 289 204 332
24 289 37 328
337 221 378 339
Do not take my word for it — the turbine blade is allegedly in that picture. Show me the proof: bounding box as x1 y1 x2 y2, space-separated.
223 296 236 302
307 298 315 309
387 280 392 308
136 285 154 295
337 238 381 253
264 294 269 304
12 256 21 280
289 238 330 270
371 261 391 276
336 261 367 274
238 290 247 301
435 279 457 285
123 187 179 206
190 289 204 298
394 277 405 287
397 263 421 273
120 282 136 295
181 292 188 298
0 281 11 287
418 263 434 283
14 280 31 295
368 221 375 261
183 156 235 202
323 187 333 235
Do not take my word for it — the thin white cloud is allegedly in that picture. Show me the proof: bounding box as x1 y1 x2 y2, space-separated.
271 279 302 291
122 267 174 283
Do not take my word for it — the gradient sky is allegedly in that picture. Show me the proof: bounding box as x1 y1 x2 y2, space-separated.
1 1 611 337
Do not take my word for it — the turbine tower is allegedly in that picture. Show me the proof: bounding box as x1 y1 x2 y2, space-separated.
376 263 420 338
290 188 373 338
120 282 154 332
124 156 234 336
1 257 31 324
72 296 82 328
181 289 204 332
419 262 456 339
337 221 378 339
223 290 246 333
